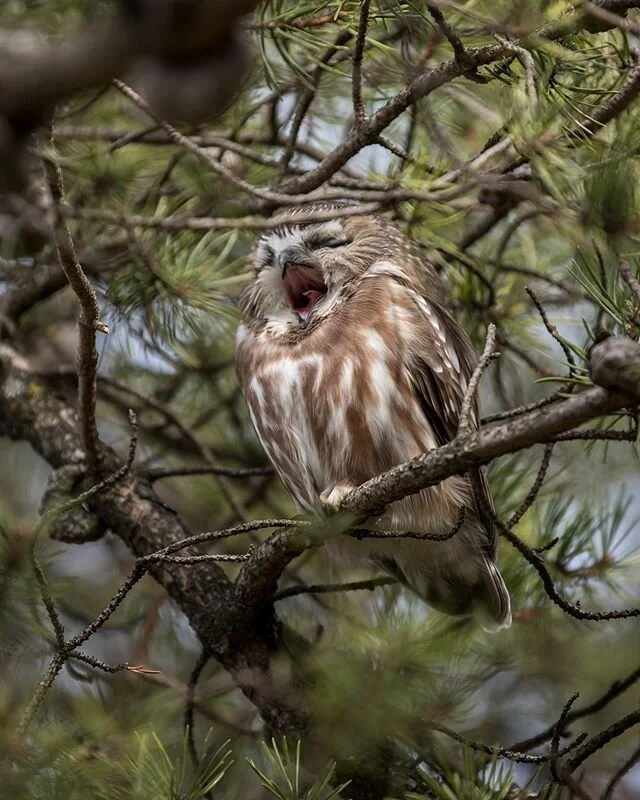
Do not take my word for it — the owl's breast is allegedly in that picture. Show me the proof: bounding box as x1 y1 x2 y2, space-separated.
237 298 438 514
241 347 332 512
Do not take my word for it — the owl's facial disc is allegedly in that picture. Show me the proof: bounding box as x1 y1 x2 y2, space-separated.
282 264 327 325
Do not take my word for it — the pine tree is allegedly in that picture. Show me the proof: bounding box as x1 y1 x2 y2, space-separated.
0 2 639 799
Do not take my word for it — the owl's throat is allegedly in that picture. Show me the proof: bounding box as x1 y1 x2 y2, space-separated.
282 265 327 324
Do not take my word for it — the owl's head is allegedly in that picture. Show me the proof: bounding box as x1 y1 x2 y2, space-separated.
239 203 398 332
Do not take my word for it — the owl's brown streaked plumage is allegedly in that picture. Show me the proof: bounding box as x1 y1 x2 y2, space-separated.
235 203 511 630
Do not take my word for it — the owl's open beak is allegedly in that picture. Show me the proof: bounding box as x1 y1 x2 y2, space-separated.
281 262 327 327
279 249 297 275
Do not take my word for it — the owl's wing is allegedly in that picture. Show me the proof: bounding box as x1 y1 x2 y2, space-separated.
404 291 497 555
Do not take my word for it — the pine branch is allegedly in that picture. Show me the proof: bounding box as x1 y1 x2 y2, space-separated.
339 336 639 517
512 664 640 752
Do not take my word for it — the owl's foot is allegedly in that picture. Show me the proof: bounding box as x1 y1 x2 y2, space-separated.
319 484 356 514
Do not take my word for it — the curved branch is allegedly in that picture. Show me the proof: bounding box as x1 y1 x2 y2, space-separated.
340 336 638 517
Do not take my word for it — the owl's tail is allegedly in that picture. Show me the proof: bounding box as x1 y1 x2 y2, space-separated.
418 556 511 632
474 557 512 631
372 547 512 632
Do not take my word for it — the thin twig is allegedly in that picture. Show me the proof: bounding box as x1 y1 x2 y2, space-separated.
98 375 248 522
497 334 558 379
352 0 372 124
45 129 109 472
113 79 365 210
582 0 640 35
550 693 580 784
18 652 67 734
566 709 640 772
38 409 138 531
155 552 251 565
495 511 640 621
494 209 544 267
601 740 640 800
482 386 571 424
548 427 637 442
30 547 66 649
574 53 640 138
147 465 274 482
429 721 586 764
69 650 158 677
376 134 413 163
274 576 396 601
494 36 536 101
507 443 554 527
53 520 298 654
491 261 580 296
436 248 496 309
282 30 353 171
458 323 497 435
526 287 577 373
427 3 468 65
62 202 381 232
280 42 512 196
353 507 467 543
249 13 349 31
18 412 139 732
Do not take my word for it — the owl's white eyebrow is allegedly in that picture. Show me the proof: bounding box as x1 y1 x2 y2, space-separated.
315 220 344 236
265 230 306 252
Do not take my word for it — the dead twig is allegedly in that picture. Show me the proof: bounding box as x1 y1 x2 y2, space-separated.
352 0 372 125
507 443 554 527
458 323 497 435
274 576 397 601
44 129 109 472
526 287 577 374
620 257 640 302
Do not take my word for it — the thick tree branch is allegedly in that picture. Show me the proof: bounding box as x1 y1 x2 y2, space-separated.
339 336 638 516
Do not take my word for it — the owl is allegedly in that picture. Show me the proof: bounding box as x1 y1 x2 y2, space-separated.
235 203 511 630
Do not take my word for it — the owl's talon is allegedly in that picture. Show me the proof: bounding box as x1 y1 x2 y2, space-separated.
319 485 356 514
319 493 340 514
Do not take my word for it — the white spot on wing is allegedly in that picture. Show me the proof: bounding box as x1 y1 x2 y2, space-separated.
340 358 354 396
367 259 410 282
365 330 388 357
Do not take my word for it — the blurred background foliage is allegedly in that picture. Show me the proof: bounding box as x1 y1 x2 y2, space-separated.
0 1 639 798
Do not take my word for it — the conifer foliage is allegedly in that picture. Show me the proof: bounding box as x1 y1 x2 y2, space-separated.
0 2 640 799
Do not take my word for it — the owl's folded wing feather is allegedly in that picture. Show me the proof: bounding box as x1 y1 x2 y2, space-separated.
403 290 497 557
